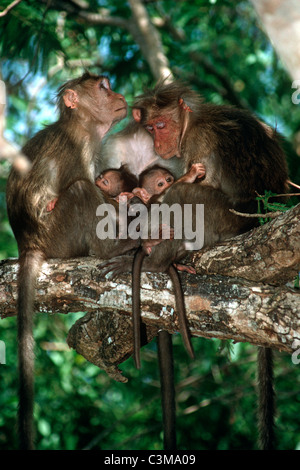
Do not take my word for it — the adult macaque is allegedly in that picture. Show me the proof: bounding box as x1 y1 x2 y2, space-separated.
6 73 137 450
127 80 288 269
106 80 289 450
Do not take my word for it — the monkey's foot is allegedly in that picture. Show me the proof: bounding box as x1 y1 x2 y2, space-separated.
173 263 196 274
97 255 133 279
46 197 58 212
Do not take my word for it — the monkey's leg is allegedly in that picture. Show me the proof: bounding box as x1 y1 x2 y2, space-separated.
157 330 177 450
257 347 276 450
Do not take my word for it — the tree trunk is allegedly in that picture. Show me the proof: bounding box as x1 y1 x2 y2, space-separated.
250 0 300 81
1 205 299 382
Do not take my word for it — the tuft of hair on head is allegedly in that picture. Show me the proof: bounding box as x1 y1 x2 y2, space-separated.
133 79 203 123
118 164 139 192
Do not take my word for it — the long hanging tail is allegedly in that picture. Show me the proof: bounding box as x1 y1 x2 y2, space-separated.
257 347 276 450
132 248 146 369
17 250 44 450
157 330 177 450
167 264 194 360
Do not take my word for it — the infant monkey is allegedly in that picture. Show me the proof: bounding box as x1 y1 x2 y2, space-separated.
95 164 138 198
133 162 206 204
96 162 205 202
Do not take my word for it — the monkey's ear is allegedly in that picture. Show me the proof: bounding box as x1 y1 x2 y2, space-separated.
63 89 79 109
132 108 142 122
179 98 192 113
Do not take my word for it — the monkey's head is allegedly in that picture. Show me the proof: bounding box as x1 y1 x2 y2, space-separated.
96 164 138 197
132 80 202 160
139 165 175 196
56 72 127 133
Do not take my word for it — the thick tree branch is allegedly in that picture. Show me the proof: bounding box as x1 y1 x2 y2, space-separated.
42 0 172 81
127 0 173 81
0 205 299 381
250 0 300 81
189 203 300 286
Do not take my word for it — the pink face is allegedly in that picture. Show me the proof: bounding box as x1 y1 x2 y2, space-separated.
132 108 181 159
144 116 182 159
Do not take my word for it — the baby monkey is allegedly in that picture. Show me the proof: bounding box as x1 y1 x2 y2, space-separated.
95 162 205 203
130 162 206 369
133 162 206 204
95 164 138 199
96 162 206 369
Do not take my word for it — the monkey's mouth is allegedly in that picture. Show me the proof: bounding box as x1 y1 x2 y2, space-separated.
157 150 178 159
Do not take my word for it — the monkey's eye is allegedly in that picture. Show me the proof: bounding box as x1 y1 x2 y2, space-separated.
166 177 173 183
157 182 164 187
156 122 165 129
146 125 154 133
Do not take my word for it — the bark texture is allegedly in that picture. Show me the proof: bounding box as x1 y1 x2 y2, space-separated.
1 205 299 381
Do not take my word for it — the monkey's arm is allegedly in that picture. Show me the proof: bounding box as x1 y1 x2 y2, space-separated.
175 163 206 184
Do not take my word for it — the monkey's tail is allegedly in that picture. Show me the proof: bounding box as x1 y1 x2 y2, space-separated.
167 265 195 360
157 330 176 450
17 249 44 450
257 347 276 450
132 247 146 369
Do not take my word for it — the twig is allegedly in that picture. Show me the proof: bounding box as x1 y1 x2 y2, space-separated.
0 0 22 17
229 209 283 218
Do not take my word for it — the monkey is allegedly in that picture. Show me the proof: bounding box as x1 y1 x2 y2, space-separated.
95 164 138 199
129 163 205 371
103 80 289 450
129 163 206 371
131 163 204 450
5 72 138 450
134 162 206 205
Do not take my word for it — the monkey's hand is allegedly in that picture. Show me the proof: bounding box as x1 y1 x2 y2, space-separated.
178 163 206 184
173 263 196 274
132 187 151 204
97 254 135 279
116 192 135 202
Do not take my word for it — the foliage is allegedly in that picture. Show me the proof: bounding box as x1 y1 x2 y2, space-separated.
1 313 300 450
0 0 300 451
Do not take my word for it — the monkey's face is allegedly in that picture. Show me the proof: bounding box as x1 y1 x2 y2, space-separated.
95 170 123 197
65 77 128 128
143 170 174 196
144 114 182 159
95 77 128 124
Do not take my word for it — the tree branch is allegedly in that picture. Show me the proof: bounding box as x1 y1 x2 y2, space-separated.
0 205 299 381
189 203 300 286
127 0 173 81
250 0 300 81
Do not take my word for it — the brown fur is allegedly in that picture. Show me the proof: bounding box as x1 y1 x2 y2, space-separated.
6 72 135 449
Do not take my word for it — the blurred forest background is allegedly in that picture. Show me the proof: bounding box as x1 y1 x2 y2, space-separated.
0 0 300 450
